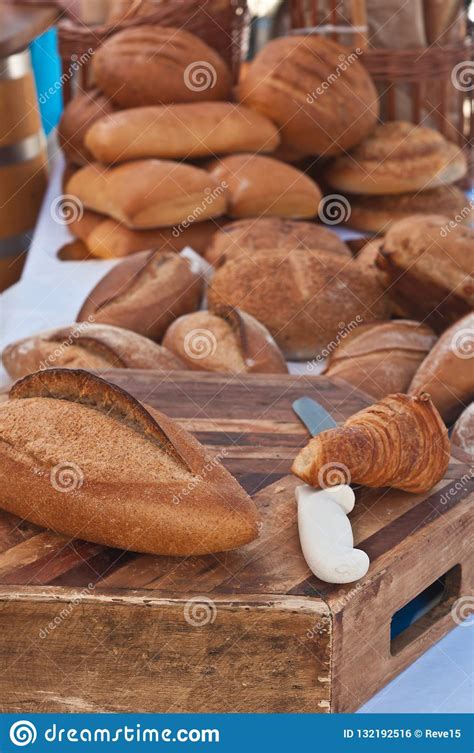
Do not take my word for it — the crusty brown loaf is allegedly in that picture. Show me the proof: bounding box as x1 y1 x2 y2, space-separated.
204 217 351 267
408 312 474 424
70 209 218 259
325 122 467 194
2 323 186 380
67 161 227 229
378 215 474 331
0 369 259 555
292 393 450 493
451 403 474 456
162 307 288 375
238 36 379 156
58 89 115 166
77 251 203 341
93 25 232 108
207 154 322 219
208 249 389 359
323 320 437 399
57 240 93 261
85 103 280 163
344 185 471 235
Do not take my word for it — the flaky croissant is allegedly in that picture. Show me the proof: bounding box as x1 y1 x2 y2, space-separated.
292 393 450 493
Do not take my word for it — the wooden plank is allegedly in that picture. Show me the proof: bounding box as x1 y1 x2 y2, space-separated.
0 5 58 57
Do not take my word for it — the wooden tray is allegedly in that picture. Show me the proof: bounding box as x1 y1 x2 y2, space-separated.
0 370 472 713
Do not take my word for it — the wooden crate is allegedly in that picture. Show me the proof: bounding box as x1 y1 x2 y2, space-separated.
0 371 472 713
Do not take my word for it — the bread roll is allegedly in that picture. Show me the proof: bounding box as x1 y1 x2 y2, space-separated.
58 90 115 166
93 26 232 108
207 154 322 219
85 103 280 163
162 307 288 374
57 240 93 261
77 251 203 341
344 185 471 235
409 312 474 424
2 323 185 380
378 215 474 332
205 217 351 267
66 161 227 229
451 403 474 456
70 210 218 259
325 122 467 194
323 320 437 399
208 249 389 359
238 36 378 156
0 369 258 554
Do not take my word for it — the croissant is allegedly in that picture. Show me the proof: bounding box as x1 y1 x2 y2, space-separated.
292 393 450 493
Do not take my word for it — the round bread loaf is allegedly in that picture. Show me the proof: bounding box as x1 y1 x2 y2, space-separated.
77 251 203 341
58 89 115 166
93 25 232 108
2 323 185 380
238 36 379 156
205 217 351 267
343 185 472 234
323 320 437 399
207 154 322 219
325 122 467 194
162 307 288 374
208 249 389 359
451 403 474 456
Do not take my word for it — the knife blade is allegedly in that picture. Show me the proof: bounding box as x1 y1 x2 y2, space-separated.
292 396 337 437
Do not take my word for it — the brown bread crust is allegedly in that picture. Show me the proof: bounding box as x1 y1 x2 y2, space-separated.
0 369 259 555
451 403 474 457
58 89 115 166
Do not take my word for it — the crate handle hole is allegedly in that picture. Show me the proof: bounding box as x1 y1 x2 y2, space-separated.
390 565 461 656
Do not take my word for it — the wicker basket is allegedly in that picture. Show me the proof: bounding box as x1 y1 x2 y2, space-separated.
56 0 247 101
289 0 472 147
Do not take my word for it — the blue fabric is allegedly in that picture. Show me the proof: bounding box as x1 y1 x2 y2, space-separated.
30 28 63 135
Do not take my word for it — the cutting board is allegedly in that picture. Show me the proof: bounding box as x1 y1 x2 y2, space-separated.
0 370 472 713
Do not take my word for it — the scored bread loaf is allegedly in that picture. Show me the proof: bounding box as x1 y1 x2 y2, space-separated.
70 209 219 259
0 369 259 554
2 323 186 380
58 89 115 166
323 320 437 399
408 312 474 424
204 218 351 267
238 36 378 156
66 161 228 229
93 26 232 108
208 249 389 359
77 251 203 341
207 154 322 219
162 307 288 374
325 122 467 194
85 104 280 163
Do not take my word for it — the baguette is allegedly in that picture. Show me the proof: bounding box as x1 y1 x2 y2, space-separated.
85 103 280 163
2 323 185 380
77 251 203 341
0 369 259 554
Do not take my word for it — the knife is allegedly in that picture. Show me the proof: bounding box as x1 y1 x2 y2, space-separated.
292 396 337 436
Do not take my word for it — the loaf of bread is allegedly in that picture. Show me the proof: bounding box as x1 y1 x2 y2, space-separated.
377 215 474 332
409 312 474 424
323 320 437 399
2 323 185 380
451 403 474 457
238 36 378 156
57 240 93 261
67 161 227 229
77 251 203 341
208 249 389 359
344 185 471 235
207 154 322 219
85 103 280 163
70 209 218 259
93 26 232 108
325 122 467 194
204 217 351 267
0 369 259 554
58 90 115 166
162 307 288 374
